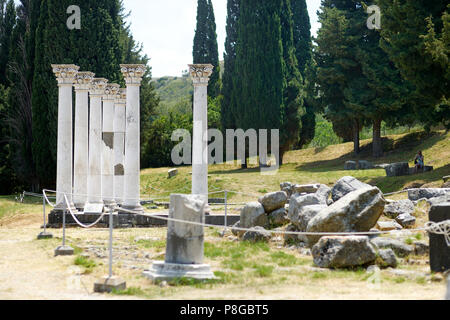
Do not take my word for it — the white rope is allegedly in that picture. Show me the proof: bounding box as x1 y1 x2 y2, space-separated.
425 220 450 246
63 194 108 229
118 206 450 243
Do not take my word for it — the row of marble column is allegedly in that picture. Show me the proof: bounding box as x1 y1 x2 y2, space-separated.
51 64 145 213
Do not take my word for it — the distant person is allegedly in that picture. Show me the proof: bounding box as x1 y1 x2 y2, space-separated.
414 151 424 173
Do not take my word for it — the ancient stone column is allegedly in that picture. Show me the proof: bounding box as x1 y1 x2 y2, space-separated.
189 64 213 197
120 64 145 213
143 194 215 281
51 64 79 211
85 78 108 212
102 83 120 208
73 71 95 210
113 88 126 206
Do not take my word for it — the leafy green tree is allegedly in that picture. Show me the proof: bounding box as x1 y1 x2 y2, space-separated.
193 0 221 98
378 0 449 129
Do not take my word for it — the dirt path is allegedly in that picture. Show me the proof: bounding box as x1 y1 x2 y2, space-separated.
0 213 447 300
0 224 138 300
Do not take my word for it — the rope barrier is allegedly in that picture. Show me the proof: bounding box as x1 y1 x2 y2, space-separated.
25 188 450 246
119 206 450 243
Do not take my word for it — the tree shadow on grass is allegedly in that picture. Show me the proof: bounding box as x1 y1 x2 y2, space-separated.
293 131 447 173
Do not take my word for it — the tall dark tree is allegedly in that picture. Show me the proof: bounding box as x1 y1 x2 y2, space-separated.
0 0 15 85
291 0 316 149
221 0 240 132
232 0 303 165
193 0 221 98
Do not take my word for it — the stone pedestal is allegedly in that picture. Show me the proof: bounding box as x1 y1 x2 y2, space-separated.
37 232 53 240
429 203 450 272
143 194 215 281
189 64 213 197
54 245 74 256
114 89 126 206
73 72 95 210
119 65 145 213
94 276 126 293
102 84 120 209
51 64 79 214
85 78 108 211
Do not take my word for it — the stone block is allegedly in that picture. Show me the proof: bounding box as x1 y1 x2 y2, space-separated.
168 168 178 178
385 162 409 177
429 203 450 272
344 161 357 170
143 261 215 282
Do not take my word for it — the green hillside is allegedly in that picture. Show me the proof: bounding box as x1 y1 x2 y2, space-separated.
152 75 193 115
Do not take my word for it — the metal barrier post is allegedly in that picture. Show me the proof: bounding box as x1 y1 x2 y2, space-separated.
54 196 74 256
109 211 113 278
38 191 53 239
224 190 228 233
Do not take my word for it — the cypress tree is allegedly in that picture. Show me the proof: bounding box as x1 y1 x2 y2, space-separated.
0 0 15 85
291 0 316 149
233 0 302 165
193 0 221 98
221 0 240 132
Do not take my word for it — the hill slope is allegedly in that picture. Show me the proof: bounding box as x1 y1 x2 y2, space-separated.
140 130 450 201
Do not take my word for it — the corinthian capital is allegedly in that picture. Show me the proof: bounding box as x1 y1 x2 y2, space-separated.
89 78 109 96
51 64 80 85
120 64 146 85
103 83 121 100
115 88 127 105
188 64 214 85
74 71 95 91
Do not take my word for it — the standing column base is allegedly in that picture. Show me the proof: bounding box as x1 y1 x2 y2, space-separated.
143 261 216 282
118 204 144 215
50 202 79 216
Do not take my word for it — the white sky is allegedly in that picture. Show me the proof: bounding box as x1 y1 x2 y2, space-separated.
123 0 321 78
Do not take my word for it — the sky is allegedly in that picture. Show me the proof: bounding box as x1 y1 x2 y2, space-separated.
123 0 321 78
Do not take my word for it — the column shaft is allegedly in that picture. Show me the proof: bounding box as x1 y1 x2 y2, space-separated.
114 89 126 205
192 84 208 196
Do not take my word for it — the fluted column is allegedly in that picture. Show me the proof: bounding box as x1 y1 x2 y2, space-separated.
120 64 145 213
73 71 95 210
189 64 213 197
51 64 79 210
85 78 108 209
102 83 120 208
114 88 126 205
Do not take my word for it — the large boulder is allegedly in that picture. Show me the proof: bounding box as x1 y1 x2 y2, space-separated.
306 186 386 246
292 205 327 231
293 184 321 194
377 249 398 268
395 213 416 228
240 202 268 229
242 227 272 242
288 193 327 223
331 176 371 202
316 184 332 205
312 236 377 268
408 188 450 201
384 199 415 219
259 191 288 213
370 237 414 258
385 162 409 177
280 182 294 198
268 207 289 227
